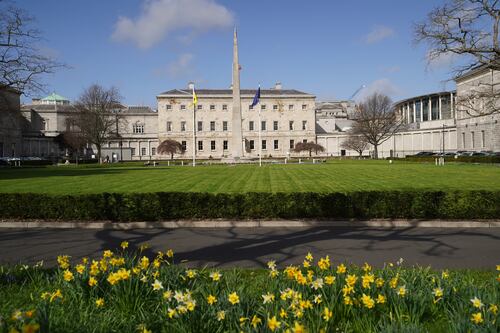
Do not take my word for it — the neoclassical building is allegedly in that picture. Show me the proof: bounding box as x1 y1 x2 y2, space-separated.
157 85 316 159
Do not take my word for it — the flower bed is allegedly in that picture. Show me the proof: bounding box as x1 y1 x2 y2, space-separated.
0 244 499 332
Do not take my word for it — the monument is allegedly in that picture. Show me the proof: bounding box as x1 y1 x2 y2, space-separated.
231 27 243 160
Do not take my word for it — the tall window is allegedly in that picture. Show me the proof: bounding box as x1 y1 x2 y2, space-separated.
262 140 267 150
288 104 294 110
197 104 203 110
471 132 475 148
131 148 136 155
422 99 429 121
249 140 255 150
261 104 266 110
210 121 215 131
249 121 254 131
133 124 144 134
223 121 228 131
197 121 203 132
289 121 294 130
274 140 279 150
210 105 215 110
223 140 228 150
166 122 172 132
481 130 485 148
181 121 186 132
198 141 203 151
211 140 216 151
273 121 278 131
302 121 307 130
261 121 266 131
302 104 307 110
462 132 466 148
415 101 421 122
273 105 278 110
166 104 172 110
222 104 228 110
42 119 47 131
289 139 294 149
181 141 187 151
141 147 147 156
180 104 186 110
431 97 439 120
151 147 156 155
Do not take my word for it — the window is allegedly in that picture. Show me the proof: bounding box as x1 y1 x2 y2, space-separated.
141 147 147 156
223 121 228 131
210 104 215 110
198 141 203 151
249 121 254 131
303 139 307 144
211 140 216 151
261 121 266 131
197 121 203 132
180 104 186 110
261 104 266 110
273 121 278 131
131 148 136 155
288 104 294 110
223 140 228 150
197 104 203 110
249 105 254 110
274 140 279 150
222 104 228 110
289 139 294 149
133 124 144 134
289 121 294 130
481 130 485 148
42 119 47 130
166 104 172 110
262 140 267 150
302 104 307 110
249 140 255 150
181 141 187 151
273 105 278 110
166 121 172 132
181 121 186 132
462 132 466 148
471 131 475 148
302 121 307 130
151 147 156 155
210 121 215 131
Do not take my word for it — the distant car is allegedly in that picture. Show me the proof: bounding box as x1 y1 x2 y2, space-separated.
471 151 488 156
458 151 473 156
443 152 456 157
414 151 434 157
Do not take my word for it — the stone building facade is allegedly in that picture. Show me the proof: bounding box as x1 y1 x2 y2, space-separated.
157 86 316 159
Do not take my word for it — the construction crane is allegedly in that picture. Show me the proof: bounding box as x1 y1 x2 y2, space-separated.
348 85 366 100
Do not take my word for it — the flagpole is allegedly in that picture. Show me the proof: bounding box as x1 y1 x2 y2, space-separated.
192 87 196 167
258 84 262 167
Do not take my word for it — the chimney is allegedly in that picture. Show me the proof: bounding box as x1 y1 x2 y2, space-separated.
274 82 282 90
187 82 195 90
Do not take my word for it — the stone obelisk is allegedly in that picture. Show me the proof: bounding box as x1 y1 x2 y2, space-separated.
231 27 243 159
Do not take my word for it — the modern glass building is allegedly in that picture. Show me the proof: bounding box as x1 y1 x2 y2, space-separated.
395 91 456 125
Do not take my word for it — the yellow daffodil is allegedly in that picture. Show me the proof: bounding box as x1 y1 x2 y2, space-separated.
313 294 322 304
441 270 449 279
471 312 483 324
186 300 196 311
376 294 386 304
24 310 34 318
267 260 276 270
140 256 149 270
397 286 407 297
167 308 177 319
343 295 353 306
317 255 330 270
291 321 305 333
57 255 70 269
95 298 104 308
75 264 85 274
361 273 375 289
209 271 221 281
88 277 97 287
269 269 279 278
228 292 240 305
362 262 372 272
322 307 333 321
153 259 161 269
163 290 172 300
471 297 484 308
325 275 336 285
302 260 311 268
49 289 62 303
63 269 74 282
305 252 313 261
166 249 174 258
120 241 128 250
251 315 262 328
311 278 324 290
361 293 375 309
267 316 281 331
375 277 385 288
207 295 217 305
103 250 113 258
433 287 443 298
20 323 39 333
488 304 498 315
389 275 399 289
139 243 150 252
185 269 197 279
217 310 226 321
336 263 347 274
346 274 358 286
280 308 288 318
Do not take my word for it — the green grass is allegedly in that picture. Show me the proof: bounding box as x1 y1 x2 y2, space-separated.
0 160 499 194
1 248 499 333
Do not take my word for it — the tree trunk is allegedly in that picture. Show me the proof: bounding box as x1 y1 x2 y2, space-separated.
358 151 363 157
309 150 312 157
97 145 102 164
373 145 378 159
171 153 173 160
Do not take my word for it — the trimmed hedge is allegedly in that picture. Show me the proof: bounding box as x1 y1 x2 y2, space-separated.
0 191 499 221
402 156 500 163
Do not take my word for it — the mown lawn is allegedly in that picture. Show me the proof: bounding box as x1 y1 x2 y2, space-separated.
0 160 499 194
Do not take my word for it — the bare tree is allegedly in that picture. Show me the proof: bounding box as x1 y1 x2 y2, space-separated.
69 84 123 163
157 139 184 160
293 141 325 157
55 128 86 165
340 134 368 157
351 93 402 159
0 1 64 94
415 0 500 116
